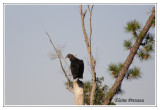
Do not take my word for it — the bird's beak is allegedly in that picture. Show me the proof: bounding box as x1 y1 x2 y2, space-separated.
65 56 68 59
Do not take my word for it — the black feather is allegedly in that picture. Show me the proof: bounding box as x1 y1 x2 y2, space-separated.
66 54 84 79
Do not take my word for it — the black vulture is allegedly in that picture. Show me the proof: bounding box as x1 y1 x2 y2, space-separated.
65 54 84 79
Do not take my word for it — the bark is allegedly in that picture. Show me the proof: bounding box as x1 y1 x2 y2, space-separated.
103 8 155 105
73 79 84 105
80 5 96 105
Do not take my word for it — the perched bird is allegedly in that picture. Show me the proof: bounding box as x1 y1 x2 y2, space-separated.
65 54 84 79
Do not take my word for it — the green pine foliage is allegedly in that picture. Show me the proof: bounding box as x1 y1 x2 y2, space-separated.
127 67 141 79
123 40 132 50
84 81 92 105
65 77 112 105
124 20 154 61
94 77 108 105
108 63 141 79
108 63 123 78
84 77 109 105
125 20 141 32
137 33 154 60
137 51 150 60
106 13 155 104
125 20 141 38
144 44 153 52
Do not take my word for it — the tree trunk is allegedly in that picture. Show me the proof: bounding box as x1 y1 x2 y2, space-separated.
103 8 155 105
80 5 96 105
73 79 84 105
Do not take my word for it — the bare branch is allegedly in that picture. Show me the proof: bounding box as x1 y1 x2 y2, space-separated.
49 44 66 61
48 52 58 61
80 5 96 105
67 86 74 93
46 32 60 56
88 5 94 14
46 32 73 93
83 9 87 17
80 5 89 48
80 5 87 18
88 5 94 49
61 55 72 76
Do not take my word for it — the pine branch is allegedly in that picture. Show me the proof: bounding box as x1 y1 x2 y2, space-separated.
103 7 155 105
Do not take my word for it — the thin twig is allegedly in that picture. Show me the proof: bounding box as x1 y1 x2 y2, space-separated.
67 86 74 94
60 52 72 76
88 5 94 53
45 32 73 93
80 5 89 48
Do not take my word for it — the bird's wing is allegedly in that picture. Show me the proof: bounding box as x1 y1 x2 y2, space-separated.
79 60 84 74
71 63 79 74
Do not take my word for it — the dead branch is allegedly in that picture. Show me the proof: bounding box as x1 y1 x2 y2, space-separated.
80 5 89 47
67 86 74 94
88 5 94 50
61 54 72 76
46 32 73 93
80 5 96 105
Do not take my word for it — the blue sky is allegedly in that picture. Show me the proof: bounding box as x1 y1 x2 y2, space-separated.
4 4 155 105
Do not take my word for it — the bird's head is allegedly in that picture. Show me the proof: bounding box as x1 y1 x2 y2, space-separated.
65 54 75 61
